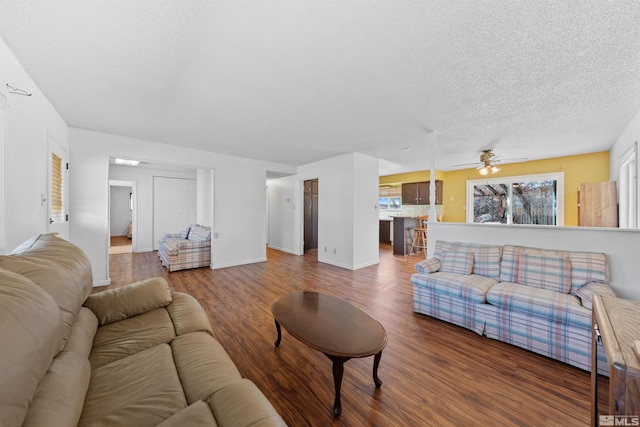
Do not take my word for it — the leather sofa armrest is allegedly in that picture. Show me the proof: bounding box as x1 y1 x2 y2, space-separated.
574 282 616 310
84 277 172 326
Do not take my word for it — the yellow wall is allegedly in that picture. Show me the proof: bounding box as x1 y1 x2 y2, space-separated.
379 151 610 226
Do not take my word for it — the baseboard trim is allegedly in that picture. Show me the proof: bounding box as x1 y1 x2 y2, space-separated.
211 257 268 270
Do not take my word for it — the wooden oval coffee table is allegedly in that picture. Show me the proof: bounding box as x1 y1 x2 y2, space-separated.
271 291 388 416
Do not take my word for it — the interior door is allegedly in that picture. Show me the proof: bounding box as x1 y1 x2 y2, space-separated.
48 135 68 239
153 176 197 250
303 179 318 251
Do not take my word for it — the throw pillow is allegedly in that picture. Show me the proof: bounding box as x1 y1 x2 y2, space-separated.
517 253 572 293
180 226 190 239
439 250 474 275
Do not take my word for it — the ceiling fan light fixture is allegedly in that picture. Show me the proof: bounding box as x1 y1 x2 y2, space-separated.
491 165 500 174
478 166 489 175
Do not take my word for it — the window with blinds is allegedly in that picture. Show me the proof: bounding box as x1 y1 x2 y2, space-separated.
51 152 65 222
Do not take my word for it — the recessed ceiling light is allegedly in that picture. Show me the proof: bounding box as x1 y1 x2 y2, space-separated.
402 147 413 153
114 158 140 166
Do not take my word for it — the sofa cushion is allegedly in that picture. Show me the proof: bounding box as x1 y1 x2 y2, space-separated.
517 253 572 294
89 307 177 369
500 245 608 294
207 379 287 427
439 250 474 275
411 271 498 304
171 332 242 404
486 282 591 328
157 401 218 427
167 292 215 337
566 251 608 294
180 226 191 239
0 234 93 344
84 277 172 326
80 344 188 427
188 225 212 242
0 268 64 427
434 241 501 279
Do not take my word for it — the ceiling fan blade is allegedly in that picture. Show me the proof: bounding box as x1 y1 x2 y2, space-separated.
493 157 528 164
451 161 481 168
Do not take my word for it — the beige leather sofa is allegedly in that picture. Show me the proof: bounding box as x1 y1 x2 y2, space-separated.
0 233 286 427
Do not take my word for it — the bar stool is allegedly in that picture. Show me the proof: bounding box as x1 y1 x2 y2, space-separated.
409 216 428 257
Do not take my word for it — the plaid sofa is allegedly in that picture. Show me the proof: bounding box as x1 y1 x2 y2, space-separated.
411 240 615 374
158 225 212 272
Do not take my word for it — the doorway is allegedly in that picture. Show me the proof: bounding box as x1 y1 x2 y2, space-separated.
303 179 318 252
109 180 135 254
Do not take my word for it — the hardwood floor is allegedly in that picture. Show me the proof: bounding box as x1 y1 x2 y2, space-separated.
104 245 608 426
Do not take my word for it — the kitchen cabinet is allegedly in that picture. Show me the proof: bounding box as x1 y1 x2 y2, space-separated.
402 181 443 205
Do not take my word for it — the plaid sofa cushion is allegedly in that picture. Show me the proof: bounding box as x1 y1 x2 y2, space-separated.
433 241 501 279
439 250 474 275
411 271 497 304
517 253 572 294
486 282 591 328
575 282 616 309
415 258 441 274
180 226 190 239
187 225 212 242
501 245 608 294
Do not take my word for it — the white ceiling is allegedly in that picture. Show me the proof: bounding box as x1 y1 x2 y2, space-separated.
1 1 640 176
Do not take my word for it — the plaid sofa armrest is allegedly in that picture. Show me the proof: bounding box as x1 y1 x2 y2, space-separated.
160 233 183 241
176 240 211 251
574 282 616 310
415 258 441 274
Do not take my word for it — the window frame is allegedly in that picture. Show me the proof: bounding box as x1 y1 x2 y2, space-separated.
466 172 565 226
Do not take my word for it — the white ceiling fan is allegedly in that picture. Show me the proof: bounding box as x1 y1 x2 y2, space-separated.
452 149 527 175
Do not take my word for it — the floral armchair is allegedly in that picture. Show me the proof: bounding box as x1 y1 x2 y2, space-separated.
158 224 211 272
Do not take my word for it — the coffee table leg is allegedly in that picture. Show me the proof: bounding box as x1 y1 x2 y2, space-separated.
274 319 282 347
329 356 346 417
373 351 383 387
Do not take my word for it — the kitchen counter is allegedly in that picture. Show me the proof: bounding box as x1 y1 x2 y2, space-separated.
392 217 420 255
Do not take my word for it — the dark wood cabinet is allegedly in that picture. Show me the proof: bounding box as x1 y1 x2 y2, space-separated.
402 181 443 205
379 220 391 244
592 295 640 426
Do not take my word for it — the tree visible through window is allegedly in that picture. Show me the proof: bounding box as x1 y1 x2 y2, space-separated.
467 173 564 226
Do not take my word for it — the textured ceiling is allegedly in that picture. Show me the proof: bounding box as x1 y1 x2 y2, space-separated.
1 1 640 175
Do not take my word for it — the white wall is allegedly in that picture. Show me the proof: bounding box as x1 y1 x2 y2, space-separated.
297 152 379 270
0 38 69 252
427 222 640 301
109 185 131 236
610 108 640 226
110 164 197 251
70 128 295 284
196 168 214 229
